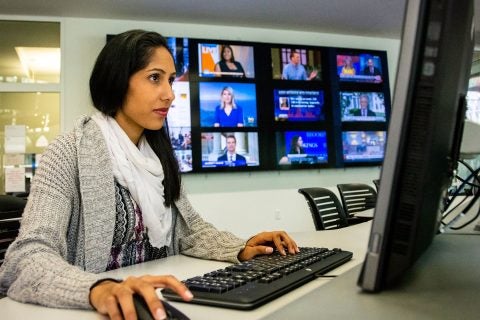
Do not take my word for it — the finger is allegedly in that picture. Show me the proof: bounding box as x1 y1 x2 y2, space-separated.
116 290 137 320
278 232 298 254
104 295 123 320
143 275 193 301
272 234 286 255
129 284 165 320
240 245 273 260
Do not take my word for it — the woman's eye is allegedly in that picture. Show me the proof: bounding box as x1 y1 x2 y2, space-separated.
149 74 160 82
168 77 175 86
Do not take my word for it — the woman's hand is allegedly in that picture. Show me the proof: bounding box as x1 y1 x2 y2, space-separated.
238 231 300 261
89 275 193 320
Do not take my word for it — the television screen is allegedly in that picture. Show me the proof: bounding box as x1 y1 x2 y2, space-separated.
201 132 260 168
168 81 192 172
342 131 386 163
199 82 257 128
340 91 386 122
342 131 387 163
274 89 325 122
167 37 189 81
336 54 383 83
198 43 255 78
271 47 322 81
276 131 328 165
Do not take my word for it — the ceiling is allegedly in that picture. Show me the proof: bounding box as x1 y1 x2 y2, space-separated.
0 0 479 80
0 0 477 41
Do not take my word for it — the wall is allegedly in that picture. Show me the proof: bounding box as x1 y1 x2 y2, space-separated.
4 15 401 236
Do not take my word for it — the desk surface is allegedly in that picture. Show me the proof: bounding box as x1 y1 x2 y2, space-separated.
263 233 480 320
0 221 372 320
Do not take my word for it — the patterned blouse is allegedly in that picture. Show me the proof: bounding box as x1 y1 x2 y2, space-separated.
106 181 169 271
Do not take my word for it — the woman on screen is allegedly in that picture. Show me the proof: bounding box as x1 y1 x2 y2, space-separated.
0 30 299 320
289 135 305 154
214 45 246 78
340 56 356 76
214 86 244 127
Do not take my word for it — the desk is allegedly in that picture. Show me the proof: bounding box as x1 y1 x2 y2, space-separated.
0 222 372 320
262 233 480 320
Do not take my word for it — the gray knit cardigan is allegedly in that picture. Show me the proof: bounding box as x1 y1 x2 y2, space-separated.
0 115 246 309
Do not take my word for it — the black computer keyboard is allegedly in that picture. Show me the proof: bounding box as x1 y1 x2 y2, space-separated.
162 247 352 310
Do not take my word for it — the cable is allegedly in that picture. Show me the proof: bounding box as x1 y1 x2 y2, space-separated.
441 195 470 222
444 166 480 211
445 187 480 230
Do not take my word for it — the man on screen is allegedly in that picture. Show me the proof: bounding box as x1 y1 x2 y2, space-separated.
351 95 376 117
282 51 318 80
217 135 247 166
362 58 382 76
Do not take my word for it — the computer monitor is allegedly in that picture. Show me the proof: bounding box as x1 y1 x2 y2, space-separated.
358 0 474 292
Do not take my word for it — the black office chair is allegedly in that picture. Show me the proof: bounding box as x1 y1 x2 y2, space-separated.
0 195 27 266
337 183 377 225
298 188 348 230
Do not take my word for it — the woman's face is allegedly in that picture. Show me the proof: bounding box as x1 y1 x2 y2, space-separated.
223 47 233 61
115 46 176 143
297 136 303 146
221 89 233 104
345 57 352 67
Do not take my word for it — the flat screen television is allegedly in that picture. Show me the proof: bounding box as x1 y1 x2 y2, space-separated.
340 91 386 122
271 47 322 81
336 53 383 83
358 0 474 291
168 81 192 172
342 131 386 163
197 42 255 78
199 82 257 128
276 131 328 166
200 132 260 168
273 89 325 122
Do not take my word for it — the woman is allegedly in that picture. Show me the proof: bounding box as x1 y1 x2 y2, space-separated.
340 56 356 76
0 30 298 320
213 86 244 127
289 135 305 154
214 44 246 78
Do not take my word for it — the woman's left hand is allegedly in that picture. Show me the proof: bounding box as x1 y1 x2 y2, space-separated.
238 231 300 261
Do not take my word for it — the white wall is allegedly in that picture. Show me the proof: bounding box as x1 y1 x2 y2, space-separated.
4 15 401 237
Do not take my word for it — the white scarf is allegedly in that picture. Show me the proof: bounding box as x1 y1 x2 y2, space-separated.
92 112 172 248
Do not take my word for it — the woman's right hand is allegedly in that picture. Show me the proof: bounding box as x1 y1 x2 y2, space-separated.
89 275 193 320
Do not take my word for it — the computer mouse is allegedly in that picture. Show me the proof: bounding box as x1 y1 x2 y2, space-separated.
132 293 191 320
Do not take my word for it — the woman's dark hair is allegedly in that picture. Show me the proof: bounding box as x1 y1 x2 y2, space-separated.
220 44 236 62
89 29 181 206
289 135 305 154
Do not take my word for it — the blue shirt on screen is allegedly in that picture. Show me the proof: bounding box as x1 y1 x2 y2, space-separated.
214 106 244 127
282 63 308 80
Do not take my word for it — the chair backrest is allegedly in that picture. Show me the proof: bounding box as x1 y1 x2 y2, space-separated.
337 183 377 217
0 195 27 265
298 187 348 230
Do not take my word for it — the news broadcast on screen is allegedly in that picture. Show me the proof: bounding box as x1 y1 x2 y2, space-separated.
198 82 258 128
201 132 260 168
273 89 325 122
336 53 383 83
197 42 255 78
340 91 386 122
276 131 328 166
342 131 386 163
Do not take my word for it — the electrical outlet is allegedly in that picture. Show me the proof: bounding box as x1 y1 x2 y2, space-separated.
274 209 281 220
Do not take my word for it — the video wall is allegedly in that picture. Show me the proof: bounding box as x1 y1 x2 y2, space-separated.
108 35 391 173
